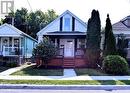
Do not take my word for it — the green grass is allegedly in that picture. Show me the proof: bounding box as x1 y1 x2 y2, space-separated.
11 66 63 76
0 66 10 73
75 68 108 76
0 80 129 85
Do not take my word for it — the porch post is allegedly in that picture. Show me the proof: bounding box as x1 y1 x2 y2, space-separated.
11 37 13 48
75 38 77 51
19 37 21 48
55 38 57 46
57 38 59 48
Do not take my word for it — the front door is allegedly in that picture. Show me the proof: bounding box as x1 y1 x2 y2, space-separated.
64 39 74 57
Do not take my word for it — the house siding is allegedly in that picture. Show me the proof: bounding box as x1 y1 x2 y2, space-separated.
24 37 37 58
75 19 86 32
42 20 60 33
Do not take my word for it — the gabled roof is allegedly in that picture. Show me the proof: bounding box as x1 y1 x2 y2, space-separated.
37 10 87 36
0 23 37 42
112 15 130 31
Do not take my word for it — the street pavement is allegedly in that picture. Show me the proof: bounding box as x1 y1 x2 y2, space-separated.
0 89 130 93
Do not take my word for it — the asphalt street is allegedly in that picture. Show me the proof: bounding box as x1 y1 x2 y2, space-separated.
0 89 130 93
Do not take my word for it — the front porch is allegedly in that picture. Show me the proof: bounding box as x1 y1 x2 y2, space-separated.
36 48 87 68
0 37 24 57
37 35 88 68
0 37 25 67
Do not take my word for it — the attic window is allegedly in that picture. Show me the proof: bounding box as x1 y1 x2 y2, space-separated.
64 18 70 31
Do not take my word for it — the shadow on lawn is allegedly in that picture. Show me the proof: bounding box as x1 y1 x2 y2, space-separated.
97 80 117 85
12 65 63 76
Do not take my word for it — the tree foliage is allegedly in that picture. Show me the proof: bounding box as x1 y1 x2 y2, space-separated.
117 34 128 58
86 9 101 68
2 8 58 38
32 37 57 68
102 55 129 75
103 14 117 56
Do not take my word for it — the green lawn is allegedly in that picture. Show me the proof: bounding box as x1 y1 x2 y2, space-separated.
0 66 10 73
75 68 108 76
0 80 129 85
11 66 63 76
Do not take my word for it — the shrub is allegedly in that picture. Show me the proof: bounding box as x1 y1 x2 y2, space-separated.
102 55 129 75
6 62 17 67
32 37 58 68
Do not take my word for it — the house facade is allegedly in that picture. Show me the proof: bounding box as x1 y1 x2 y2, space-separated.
0 23 37 65
37 10 88 68
112 16 130 59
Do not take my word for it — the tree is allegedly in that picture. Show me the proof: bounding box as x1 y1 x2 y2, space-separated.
117 34 128 58
2 8 58 38
103 14 117 56
86 9 101 68
32 37 57 68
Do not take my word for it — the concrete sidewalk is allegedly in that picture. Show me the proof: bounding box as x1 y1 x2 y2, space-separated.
0 75 130 80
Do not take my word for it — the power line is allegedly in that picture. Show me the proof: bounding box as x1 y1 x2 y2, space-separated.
26 0 33 12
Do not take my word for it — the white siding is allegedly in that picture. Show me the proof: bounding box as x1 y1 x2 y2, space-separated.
41 20 60 34
75 19 86 32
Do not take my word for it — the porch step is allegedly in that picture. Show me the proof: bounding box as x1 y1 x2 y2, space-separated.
63 58 75 68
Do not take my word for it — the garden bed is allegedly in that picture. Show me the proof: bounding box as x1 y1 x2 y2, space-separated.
11 66 63 76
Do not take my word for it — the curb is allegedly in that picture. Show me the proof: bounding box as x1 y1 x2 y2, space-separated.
0 84 130 90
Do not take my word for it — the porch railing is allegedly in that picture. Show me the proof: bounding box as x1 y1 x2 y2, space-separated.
56 48 64 58
3 46 24 56
75 48 85 58
56 48 85 58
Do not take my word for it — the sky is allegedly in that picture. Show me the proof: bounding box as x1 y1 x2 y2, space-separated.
1 0 130 26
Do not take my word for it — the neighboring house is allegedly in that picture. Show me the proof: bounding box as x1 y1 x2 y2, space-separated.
112 15 130 59
37 10 87 68
0 23 37 65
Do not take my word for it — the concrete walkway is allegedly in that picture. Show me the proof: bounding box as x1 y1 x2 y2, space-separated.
64 69 77 77
0 64 34 76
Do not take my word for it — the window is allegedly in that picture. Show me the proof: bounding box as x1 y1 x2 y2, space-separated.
14 38 19 47
64 18 70 31
78 39 86 48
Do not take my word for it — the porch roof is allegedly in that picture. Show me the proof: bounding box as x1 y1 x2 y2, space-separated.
45 31 86 36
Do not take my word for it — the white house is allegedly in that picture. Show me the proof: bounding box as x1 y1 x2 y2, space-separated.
113 15 130 59
37 10 87 68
